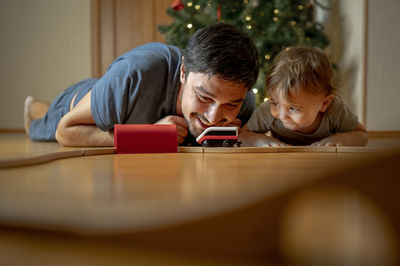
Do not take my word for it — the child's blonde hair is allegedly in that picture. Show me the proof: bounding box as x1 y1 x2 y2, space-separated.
266 46 335 101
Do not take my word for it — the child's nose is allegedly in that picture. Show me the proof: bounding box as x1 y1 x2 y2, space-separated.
279 109 288 119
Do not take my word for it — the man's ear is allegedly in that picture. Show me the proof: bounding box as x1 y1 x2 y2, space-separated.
180 57 186 83
320 94 335 112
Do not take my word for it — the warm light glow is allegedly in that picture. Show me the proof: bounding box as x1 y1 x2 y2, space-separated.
264 97 269 102
298 5 304 10
252 88 258 94
285 47 291 51
291 21 296 26
265 54 271 60
273 9 279 14
195 4 200 10
273 17 278 22
187 2 193 7
187 23 193 29
247 25 252 29
245 16 252 21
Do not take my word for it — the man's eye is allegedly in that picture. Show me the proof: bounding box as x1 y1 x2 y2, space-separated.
198 95 208 102
226 103 239 109
196 92 211 102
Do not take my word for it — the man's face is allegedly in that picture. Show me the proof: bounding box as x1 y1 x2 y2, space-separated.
269 89 333 134
179 69 248 138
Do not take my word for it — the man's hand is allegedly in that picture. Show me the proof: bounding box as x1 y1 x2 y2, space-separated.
221 118 242 133
223 118 241 127
155 115 188 144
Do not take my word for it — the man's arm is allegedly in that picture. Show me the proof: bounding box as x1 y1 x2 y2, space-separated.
55 91 114 147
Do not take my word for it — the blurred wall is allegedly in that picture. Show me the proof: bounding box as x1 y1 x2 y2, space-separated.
0 0 91 129
323 0 366 124
366 0 400 131
320 0 400 131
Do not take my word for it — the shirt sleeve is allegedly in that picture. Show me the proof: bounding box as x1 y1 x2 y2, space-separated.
91 58 142 131
330 97 359 133
246 101 273 132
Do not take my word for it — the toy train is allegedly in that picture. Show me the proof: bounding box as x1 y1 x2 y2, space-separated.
196 126 240 147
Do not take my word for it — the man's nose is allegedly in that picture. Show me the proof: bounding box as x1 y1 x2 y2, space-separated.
205 103 224 125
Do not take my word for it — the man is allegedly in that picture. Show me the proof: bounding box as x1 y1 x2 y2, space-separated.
24 23 259 147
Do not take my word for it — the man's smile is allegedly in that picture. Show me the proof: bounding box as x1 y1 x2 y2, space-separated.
195 115 212 129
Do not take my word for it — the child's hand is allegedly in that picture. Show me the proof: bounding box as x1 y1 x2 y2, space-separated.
238 129 288 147
255 136 289 147
310 134 344 147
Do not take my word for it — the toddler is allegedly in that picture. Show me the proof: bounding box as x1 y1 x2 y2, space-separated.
239 46 368 146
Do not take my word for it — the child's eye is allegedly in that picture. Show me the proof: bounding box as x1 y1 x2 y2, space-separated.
289 106 301 112
271 101 279 107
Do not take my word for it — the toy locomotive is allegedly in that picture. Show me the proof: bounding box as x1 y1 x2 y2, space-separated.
196 126 239 147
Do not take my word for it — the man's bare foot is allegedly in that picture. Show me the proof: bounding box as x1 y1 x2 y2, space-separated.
24 96 35 135
24 96 51 135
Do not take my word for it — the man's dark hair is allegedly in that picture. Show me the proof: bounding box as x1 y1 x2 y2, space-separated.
183 23 259 90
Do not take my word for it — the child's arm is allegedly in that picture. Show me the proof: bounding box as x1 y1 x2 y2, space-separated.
311 122 368 146
238 125 289 147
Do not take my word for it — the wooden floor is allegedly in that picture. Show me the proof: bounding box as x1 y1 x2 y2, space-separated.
0 132 399 265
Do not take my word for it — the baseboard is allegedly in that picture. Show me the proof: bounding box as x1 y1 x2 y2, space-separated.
0 129 25 133
368 131 400 138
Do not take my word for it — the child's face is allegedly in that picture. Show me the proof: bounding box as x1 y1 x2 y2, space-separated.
269 89 334 134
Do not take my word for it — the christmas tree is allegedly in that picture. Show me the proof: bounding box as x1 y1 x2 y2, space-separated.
159 0 329 104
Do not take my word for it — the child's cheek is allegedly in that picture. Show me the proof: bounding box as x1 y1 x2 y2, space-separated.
270 108 279 119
